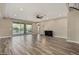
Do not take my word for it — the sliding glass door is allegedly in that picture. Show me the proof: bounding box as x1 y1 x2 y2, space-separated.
12 22 32 35
13 23 24 35
26 25 32 34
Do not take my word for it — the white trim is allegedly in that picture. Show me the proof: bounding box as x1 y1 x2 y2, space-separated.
67 40 79 44
54 36 79 44
0 36 11 39
54 36 67 39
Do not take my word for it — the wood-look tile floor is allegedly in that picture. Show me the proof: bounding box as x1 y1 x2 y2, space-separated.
0 34 79 55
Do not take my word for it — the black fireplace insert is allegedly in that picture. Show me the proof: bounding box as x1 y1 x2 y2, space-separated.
44 31 53 37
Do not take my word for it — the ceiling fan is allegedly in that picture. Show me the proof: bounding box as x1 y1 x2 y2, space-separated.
36 14 44 19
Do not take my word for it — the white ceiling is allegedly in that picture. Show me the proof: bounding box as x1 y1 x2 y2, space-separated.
3 3 68 22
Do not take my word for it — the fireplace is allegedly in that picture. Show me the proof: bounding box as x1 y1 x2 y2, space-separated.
44 31 53 37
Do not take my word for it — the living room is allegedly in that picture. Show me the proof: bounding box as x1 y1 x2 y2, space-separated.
0 3 79 55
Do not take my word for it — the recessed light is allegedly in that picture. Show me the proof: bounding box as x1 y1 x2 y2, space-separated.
20 8 24 11
14 14 16 16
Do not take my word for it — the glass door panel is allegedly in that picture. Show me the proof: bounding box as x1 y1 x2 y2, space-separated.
13 23 21 35
13 23 24 35
26 25 32 34
20 24 24 34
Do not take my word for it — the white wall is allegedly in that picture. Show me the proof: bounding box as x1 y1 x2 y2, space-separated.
40 17 68 39
0 4 12 38
54 18 67 39
68 9 79 43
0 19 12 38
0 4 5 18
32 23 38 34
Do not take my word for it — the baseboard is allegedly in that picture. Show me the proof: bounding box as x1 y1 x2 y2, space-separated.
54 36 67 39
67 40 79 44
0 36 11 39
